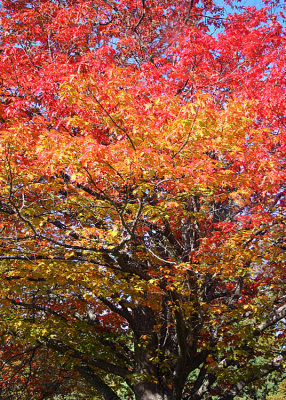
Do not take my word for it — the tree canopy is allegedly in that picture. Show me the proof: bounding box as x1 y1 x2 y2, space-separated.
0 0 285 399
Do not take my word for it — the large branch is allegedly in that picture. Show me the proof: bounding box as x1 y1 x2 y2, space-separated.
76 365 121 400
257 303 286 333
217 352 286 400
7 298 68 322
47 339 130 378
0 251 152 284
185 373 216 400
99 296 136 331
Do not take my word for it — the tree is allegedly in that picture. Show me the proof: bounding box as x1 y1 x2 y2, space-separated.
0 0 285 399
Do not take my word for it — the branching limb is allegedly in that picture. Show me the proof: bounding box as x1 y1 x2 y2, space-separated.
257 302 286 333
172 107 199 159
217 352 286 400
47 339 130 378
76 365 122 400
99 296 136 331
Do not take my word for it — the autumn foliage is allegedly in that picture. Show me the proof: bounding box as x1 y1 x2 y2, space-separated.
0 0 285 399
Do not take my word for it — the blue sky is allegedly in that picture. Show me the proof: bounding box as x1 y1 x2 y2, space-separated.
216 0 282 15
212 0 286 31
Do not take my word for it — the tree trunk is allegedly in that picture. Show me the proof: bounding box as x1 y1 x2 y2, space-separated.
133 306 175 400
134 382 173 400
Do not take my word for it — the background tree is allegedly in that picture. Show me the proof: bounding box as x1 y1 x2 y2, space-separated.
0 1 285 399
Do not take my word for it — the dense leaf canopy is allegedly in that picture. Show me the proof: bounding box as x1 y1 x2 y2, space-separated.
0 1 285 399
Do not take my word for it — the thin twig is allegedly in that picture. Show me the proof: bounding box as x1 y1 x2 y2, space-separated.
172 106 200 159
87 88 136 150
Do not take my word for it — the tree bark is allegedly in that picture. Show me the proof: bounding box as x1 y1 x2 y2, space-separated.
134 382 173 400
76 366 121 400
